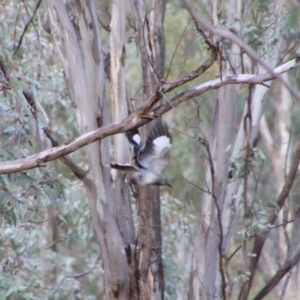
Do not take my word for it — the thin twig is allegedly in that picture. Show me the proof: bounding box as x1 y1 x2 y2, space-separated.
14 0 42 54
97 14 110 31
23 1 39 36
227 219 295 262
181 0 300 102
227 245 242 262
44 236 68 249
13 6 22 49
238 143 300 299
181 176 211 195
164 23 190 82
52 265 98 294
28 214 58 224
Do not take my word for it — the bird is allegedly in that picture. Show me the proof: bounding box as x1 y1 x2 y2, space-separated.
111 119 172 187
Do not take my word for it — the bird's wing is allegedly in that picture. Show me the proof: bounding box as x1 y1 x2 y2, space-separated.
137 120 172 174
125 128 142 164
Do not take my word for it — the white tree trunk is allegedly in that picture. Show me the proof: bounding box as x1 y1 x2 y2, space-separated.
189 0 289 299
110 0 135 246
43 1 130 298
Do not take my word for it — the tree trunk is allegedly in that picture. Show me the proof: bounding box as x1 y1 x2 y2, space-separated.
189 0 289 299
43 1 130 298
189 0 242 299
132 0 166 298
44 0 167 298
110 0 135 246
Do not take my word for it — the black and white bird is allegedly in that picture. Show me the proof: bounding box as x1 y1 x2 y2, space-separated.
111 120 172 187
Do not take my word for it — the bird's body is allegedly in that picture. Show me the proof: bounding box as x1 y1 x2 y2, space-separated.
111 120 172 187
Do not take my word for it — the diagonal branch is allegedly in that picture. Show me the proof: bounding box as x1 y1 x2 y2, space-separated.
0 58 299 175
14 0 42 53
160 56 216 93
43 128 88 180
52 265 98 294
181 0 215 49
252 249 300 300
238 143 300 300
181 0 300 101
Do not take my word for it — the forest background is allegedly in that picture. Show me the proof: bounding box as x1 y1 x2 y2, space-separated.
1 0 300 299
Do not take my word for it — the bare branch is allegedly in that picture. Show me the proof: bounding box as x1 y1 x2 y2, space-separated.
13 0 42 53
181 175 211 195
227 219 295 262
52 265 98 294
155 58 300 116
164 23 190 82
181 0 215 49
160 56 216 93
252 249 300 300
43 128 88 180
97 14 110 31
181 0 300 101
44 236 68 249
28 214 58 224
0 58 298 175
238 143 300 299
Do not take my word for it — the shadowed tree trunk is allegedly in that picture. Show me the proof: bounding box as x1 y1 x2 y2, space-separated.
132 0 166 298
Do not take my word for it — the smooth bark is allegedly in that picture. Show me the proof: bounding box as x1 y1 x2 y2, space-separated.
43 1 129 298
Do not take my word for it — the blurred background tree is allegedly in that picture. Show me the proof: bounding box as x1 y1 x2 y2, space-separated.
0 0 300 299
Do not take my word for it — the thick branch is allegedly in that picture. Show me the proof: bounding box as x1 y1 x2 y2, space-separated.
0 58 298 175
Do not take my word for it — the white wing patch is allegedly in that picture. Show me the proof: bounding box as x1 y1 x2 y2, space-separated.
152 136 171 154
132 134 141 146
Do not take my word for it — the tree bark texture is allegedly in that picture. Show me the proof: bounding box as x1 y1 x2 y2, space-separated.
188 0 290 299
110 0 135 246
43 1 130 298
4 1 300 299
189 0 242 298
132 0 167 299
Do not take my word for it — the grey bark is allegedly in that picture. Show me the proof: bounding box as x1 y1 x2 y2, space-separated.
188 0 290 299
189 1 242 298
43 1 129 298
110 0 135 246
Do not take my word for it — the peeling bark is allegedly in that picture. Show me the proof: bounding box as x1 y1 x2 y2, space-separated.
43 1 129 298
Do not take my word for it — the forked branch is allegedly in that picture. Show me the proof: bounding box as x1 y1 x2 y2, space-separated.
0 58 299 175
181 0 300 101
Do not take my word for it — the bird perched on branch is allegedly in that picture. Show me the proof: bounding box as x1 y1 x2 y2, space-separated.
111 120 172 187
